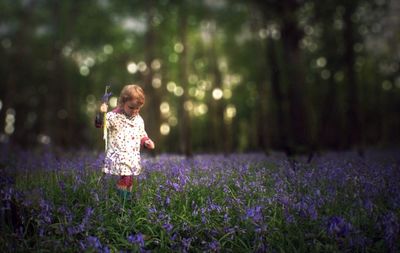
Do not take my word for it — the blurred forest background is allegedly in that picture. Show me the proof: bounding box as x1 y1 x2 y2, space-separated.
1 0 399 155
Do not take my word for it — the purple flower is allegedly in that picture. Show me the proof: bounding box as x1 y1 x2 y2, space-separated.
327 216 352 237
84 206 94 217
67 226 79 236
283 208 295 223
172 182 180 191
223 213 230 223
67 207 94 235
201 215 207 224
378 211 399 252
208 240 220 252
307 204 318 220
87 236 102 249
245 206 263 223
165 196 171 206
294 196 318 220
38 199 53 227
363 199 374 215
128 233 145 247
166 179 182 192
102 88 112 103
163 222 174 232
81 207 94 227
82 236 109 252
57 205 73 223
255 224 268 234
182 237 192 250
278 195 291 206
58 180 66 192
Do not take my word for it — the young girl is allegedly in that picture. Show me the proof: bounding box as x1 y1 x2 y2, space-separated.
96 84 155 198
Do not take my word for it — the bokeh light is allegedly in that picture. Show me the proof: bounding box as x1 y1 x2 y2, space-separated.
109 97 118 108
5 108 15 135
80 66 90 76
127 62 138 74
160 102 170 115
167 82 176 92
160 123 170 135
151 59 161 70
212 88 223 100
316 57 327 68
137 61 147 72
103 44 113 54
174 42 184 53
174 86 184 96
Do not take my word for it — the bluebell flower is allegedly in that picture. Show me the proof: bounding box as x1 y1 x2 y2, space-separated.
102 90 112 103
308 204 318 220
283 207 295 223
163 222 173 232
201 215 207 224
379 211 399 252
327 216 352 237
58 180 66 192
223 213 230 223
245 206 263 223
128 233 145 247
182 237 192 249
148 207 156 213
86 236 102 249
38 199 53 225
362 199 374 215
165 196 171 206
57 205 73 223
208 240 220 252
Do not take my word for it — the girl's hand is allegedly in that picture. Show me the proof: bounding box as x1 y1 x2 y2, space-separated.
144 139 155 149
100 103 108 113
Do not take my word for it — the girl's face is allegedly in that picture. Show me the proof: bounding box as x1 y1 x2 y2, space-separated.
123 100 141 117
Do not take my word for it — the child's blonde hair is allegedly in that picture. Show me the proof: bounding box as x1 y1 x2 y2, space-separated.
118 84 145 108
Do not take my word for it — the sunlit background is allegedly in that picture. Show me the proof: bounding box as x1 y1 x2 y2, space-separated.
0 0 399 154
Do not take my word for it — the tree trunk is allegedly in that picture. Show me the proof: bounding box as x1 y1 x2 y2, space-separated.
143 0 162 153
178 3 192 156
2 1 37 147
267 37 287 150
280 0 311 153
343 3 361 150
210 49 225 153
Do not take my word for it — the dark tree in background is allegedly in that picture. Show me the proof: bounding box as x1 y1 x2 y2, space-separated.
254 0 312 155
177 1 193 157
0 0 399 153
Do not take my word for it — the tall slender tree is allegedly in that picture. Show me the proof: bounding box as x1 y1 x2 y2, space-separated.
177 2 192 156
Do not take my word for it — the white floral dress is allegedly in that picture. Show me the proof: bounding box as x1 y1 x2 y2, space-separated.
103 109 148 176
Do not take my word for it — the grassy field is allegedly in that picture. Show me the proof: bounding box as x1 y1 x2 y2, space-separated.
1 145 399 252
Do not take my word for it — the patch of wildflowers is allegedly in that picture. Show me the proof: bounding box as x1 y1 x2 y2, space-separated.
127 233 145 247
327 216 352 238
245 206 263 224
163 222 174 232
378 211 399 252
1 146 400 252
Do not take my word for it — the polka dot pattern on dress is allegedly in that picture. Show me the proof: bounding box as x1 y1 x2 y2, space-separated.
102 109 148 176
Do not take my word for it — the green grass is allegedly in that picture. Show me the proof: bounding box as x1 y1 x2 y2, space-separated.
2 153 398 252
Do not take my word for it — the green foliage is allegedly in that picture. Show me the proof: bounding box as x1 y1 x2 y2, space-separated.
3 150 398 252
0 0 399 151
